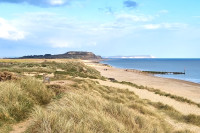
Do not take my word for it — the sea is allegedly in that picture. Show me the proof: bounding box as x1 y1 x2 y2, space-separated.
101 58 200 84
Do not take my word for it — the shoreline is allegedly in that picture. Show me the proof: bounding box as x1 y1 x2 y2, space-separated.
99 59 200 85
83 60 200 103
91 59 200 86
114 66 200 86
84 59 200 87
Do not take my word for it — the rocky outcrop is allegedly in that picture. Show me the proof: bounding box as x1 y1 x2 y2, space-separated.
20 51 102 60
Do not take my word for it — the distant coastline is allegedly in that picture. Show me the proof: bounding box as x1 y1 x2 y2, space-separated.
104 55 155 59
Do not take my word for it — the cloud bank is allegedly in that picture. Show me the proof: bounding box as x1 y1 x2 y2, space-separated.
0 11 188 49
0 18 25 40
0 0 72 7
123 0 138 8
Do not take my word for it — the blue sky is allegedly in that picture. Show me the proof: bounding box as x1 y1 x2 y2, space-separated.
0 0 200 58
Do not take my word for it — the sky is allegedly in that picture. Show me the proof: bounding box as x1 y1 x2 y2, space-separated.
0 0 200 58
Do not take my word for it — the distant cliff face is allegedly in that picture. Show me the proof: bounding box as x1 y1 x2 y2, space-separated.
20 51 102 60
53 51 102 59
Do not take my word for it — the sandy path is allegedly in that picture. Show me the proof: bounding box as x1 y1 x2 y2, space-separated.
85 61 200 104
96 79 200 115
10 119 32 133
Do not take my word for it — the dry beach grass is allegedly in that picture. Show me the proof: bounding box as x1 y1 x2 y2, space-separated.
0 59 200 132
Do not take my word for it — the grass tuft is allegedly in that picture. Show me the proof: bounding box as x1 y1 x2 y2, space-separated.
20 77 55 105
0 77 56 129
150 102 200 127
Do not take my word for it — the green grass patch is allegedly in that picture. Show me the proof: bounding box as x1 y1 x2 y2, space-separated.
0 61 104 80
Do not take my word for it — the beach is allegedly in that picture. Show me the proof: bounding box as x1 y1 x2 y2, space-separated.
1 59 200 132
82 60 200 132
84 60 200 105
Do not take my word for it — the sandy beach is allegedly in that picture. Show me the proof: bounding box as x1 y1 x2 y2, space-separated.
83 60 200 105
82 60 200 132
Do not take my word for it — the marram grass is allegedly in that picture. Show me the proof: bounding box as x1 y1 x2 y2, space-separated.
26 79 193 133
0 77 56 130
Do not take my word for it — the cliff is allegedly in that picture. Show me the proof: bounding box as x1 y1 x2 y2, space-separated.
20 51 102 60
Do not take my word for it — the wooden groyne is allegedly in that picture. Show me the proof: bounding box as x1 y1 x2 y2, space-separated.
143 71 185 75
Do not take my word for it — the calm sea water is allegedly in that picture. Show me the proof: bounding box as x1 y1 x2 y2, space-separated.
102 58 200 84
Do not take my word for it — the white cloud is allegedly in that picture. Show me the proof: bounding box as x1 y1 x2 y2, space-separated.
162 23 188 29
48 39 74 48
50 0 65 6
116 13 153 22
192 16 200 18
159 10 169 14
0 18 25 40
87 41 97 46
0 0 73 7
143 24 161 29
143 23 187 30
11 12 115 48
4 12 188 50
